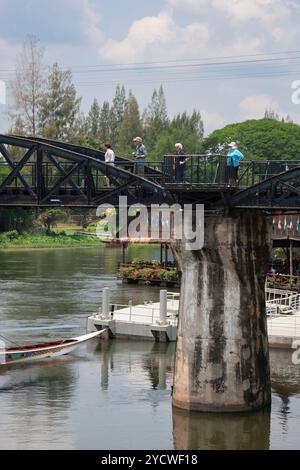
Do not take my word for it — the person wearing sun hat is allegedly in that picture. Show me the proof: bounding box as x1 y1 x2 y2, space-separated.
132 136 147 176
225 141 244 185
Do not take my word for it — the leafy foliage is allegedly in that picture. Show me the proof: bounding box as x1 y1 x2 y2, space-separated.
38 63 81 141
0 208 37 233
201 119 300 160
37 209 68 233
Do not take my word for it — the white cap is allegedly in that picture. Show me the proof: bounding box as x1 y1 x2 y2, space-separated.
228 141 237 148
133 136 142 143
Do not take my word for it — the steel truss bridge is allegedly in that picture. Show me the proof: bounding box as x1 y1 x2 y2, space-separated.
1 134 300 211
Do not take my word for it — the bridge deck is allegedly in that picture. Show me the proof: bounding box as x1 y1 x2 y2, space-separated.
1 134 300 209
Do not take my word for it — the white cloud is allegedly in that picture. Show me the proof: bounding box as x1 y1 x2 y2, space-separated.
201 109 226 133
97 0 299 65
239 94 280 119
101 12 174 62
167 0 207 14
239 93 299 123
168 0 292 26
100 11 210 62
78 0 105 46
213 0 273 21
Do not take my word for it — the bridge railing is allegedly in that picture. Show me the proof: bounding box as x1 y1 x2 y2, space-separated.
237 160 300 187
2 156 300 192
160 155 300 186
162 154 229 184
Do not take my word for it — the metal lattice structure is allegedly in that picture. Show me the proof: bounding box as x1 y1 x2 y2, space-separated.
0 134 172 207
230 165 300 210
1 134 300 210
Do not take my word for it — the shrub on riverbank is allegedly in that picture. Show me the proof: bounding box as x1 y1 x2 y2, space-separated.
0 232 100 248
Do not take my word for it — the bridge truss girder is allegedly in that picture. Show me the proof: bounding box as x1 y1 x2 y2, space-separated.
0 135 172 208
229 165 300 210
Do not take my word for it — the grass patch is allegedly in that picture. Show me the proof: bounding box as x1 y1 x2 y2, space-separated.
0 232 100 249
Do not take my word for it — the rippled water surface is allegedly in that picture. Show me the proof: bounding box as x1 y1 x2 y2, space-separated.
0 247 300 449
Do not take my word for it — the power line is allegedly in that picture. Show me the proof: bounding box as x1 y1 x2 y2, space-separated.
73 70 300 87
1 49 300 73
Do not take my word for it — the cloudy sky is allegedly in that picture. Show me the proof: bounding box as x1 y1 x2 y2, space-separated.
0 0 300 135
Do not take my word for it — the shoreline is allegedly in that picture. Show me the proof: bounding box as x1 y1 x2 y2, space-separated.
0 234 102 250
0 244 102 251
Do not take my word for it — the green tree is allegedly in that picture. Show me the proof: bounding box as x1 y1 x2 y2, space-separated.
117 91 142 155
264 108 280 121
38 63 81 141
38 208 68 234
86 98 101 137
109 85 126 148
171 110 204 140
143 86 169 150
201 118 300 160
0 208 37 233
149 126 203 161
9 35 45 136
99 101 110 143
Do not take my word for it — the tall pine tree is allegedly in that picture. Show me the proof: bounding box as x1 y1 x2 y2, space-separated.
86 98 101 137
10 35 45 136
38 63 81 141
143 85 168 150
99 101 110 143
117 91 142 155
109 85 126 148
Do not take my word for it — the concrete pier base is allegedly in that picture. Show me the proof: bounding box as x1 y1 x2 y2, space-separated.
172 212 272 412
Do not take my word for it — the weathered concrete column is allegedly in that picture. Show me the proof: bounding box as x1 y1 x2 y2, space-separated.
172 211 272 412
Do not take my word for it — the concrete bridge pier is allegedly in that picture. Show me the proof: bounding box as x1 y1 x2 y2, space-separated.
172 212 272 412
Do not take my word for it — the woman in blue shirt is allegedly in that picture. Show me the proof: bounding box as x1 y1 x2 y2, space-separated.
226 142 244 185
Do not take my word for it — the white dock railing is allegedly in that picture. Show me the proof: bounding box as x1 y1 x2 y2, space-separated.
110 302 159 324
96 289 179 325
95 288 300 334
266 287 300 316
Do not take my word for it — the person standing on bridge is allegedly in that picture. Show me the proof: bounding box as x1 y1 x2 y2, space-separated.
132 137 147 177
104 142 115 187
174 143 188 183
226 141 244 185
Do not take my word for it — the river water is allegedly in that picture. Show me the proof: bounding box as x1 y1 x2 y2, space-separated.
0 246 300 450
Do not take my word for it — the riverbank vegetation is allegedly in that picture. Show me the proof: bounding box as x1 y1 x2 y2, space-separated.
0 207 100 248
0 231 100 249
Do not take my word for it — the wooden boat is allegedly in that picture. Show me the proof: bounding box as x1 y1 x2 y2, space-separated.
0 329 106 366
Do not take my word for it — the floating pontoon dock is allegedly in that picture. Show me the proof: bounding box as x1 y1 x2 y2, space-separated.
87 287 300 347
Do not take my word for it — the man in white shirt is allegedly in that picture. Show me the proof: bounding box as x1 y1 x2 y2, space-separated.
104 142 115 187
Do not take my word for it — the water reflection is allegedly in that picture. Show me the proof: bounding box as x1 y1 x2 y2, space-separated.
0 357 76 403
270 348 300 439
171 348 300 450
172 407 271 450
96 340 175 392
143 343 176 390
0 358 78 449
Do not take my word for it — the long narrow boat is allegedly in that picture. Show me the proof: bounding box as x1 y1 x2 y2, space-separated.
0 329 106 366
